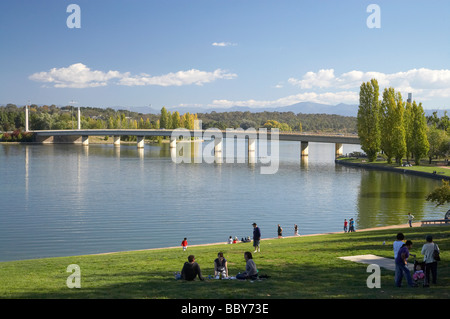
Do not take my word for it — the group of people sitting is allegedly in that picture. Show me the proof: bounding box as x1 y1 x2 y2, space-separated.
175 251 258 281
228 236 251 244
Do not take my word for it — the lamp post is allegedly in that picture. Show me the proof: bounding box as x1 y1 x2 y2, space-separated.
25 100 30 132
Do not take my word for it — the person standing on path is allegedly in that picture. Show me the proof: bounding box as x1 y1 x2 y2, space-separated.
408 213 415 227
395 240 418 287
252 223 261 253
277 224 283 238
294 224 299 236
421 235 440 287
343 219 348 233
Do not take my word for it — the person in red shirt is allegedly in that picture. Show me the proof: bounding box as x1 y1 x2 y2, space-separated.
344 219 348 233
181 238 188 251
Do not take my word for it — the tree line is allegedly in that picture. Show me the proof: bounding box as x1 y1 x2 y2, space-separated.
0 104 358 134
357 79 450 165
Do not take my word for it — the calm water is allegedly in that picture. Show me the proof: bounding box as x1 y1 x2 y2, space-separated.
0 140 444 262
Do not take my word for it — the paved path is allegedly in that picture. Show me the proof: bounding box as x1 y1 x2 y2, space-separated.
338 254 414 271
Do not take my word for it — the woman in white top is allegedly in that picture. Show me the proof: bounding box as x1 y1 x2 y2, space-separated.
421 235 440 287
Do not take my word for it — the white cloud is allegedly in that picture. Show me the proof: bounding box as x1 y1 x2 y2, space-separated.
212 42 237 47
28 63 123 88
209 91 359 108
119 69 237 87
288 68 450 101
29 63 237 88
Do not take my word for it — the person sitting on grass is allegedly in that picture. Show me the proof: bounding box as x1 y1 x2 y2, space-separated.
180 255 204 281
214 252 229 278
236 251 258 280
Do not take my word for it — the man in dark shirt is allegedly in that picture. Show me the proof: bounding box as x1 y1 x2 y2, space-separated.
181 255 204 281
252 223 261 253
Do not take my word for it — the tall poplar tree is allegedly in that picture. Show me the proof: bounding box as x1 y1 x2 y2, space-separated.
392 93 407 164
380 87 396 163
403 101 413 161
172 111 181 128
410 101 429 165
357 79 381 162
160 107 168 129
380 88 406 164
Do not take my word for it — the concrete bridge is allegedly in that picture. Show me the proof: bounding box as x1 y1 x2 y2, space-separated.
31 129 360 157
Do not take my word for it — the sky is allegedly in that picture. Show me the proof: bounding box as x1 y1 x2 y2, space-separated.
1 0 450 112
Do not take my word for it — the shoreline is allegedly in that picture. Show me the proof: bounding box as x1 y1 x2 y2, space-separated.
0 221 433 263
93 221 423 257
335 159 450 181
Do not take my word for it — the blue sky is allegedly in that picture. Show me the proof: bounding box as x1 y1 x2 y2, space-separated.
1 0 450 112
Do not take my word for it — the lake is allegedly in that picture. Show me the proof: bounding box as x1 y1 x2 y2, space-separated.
0 140 444 262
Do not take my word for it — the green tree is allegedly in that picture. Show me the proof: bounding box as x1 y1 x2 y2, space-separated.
404 101 413 161
357 79 381 162
410 101 430 165
392 96 407 165
426 180 450 206
160 107 169 129
379 88 397 163
427 126 449 163
172 111 181 128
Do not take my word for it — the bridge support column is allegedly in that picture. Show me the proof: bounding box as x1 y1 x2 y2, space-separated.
335 143 343 157
248 138 256 153
214 138 223 155
82 136 89 146
170 137 177 148
113 136 121 147
301 141 309 157
137 136 145 148
248 137 256 163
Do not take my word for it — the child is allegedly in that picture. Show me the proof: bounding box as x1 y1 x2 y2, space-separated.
181 238 188 251
343 219 348 233
413 263 425 281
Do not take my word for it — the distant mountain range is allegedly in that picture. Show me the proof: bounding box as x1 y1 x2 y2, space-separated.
113 102 359 117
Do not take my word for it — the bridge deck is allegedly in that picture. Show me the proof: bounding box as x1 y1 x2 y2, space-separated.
31 129 360 144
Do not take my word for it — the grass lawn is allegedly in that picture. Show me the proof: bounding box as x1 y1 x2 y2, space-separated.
0 226 448 299
337 157 450 178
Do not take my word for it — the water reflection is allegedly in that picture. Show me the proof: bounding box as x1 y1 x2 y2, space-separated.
356 170 438 228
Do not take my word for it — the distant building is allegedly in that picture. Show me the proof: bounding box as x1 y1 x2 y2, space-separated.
407 93 412 103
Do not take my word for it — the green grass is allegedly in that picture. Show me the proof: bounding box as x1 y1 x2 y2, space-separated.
0 226 449 299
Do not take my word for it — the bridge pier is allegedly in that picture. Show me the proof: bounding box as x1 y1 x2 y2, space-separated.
137 136 145 148
170 137 177 148
214 137 223 155
82 136 89 146
248 138 256 153
335 143 343 156
113 136 121 147
301 141 309 157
